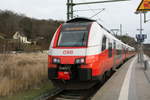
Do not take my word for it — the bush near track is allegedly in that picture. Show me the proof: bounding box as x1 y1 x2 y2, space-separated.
143 44 150 57
0 53 48 96
145 51 150 57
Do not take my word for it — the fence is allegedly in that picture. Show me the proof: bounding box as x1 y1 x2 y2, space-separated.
0 39 45 53
0 39 18 53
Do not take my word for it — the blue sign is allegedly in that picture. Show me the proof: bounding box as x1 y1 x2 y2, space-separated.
136 34 147 42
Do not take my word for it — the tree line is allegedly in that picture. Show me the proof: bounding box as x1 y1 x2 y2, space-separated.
116 35 137 48
0 10 139 52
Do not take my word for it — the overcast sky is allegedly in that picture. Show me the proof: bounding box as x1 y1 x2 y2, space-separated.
0 0 150 43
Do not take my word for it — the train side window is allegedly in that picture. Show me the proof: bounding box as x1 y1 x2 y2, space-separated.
102 36 106 51
108 42 112 57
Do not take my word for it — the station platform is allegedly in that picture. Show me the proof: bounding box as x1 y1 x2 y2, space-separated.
92 55 150 100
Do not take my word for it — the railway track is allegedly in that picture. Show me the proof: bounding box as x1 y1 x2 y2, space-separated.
36 71 115 100
35 63 124 100
47 83 102 100
34 82 104 100
34 88 63 100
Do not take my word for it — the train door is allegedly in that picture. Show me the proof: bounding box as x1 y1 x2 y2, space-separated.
108 42 112 58
113 40 116 67
102 36 106 51
121 44 124 63
102 36 107 71
108 40 113 69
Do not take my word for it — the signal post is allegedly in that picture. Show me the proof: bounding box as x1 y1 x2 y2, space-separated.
136 0 150 63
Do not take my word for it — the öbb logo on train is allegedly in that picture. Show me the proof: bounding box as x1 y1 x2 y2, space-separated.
63 50 73 54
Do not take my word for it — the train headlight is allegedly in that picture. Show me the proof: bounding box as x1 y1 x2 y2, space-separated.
75 58 85 64
52 58 60 64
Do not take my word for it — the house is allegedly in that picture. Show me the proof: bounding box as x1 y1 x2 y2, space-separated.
13 32 31 44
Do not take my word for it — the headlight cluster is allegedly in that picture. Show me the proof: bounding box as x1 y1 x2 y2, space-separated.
52 58 60 64
75 58 85 64
52 57 85 64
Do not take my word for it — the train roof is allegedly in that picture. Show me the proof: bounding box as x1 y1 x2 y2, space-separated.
66 17 134 50
67 17 95 23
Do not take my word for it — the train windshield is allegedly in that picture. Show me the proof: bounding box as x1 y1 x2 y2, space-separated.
57 23 91 47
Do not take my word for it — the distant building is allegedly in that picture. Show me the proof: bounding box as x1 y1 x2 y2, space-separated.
13 32 31 44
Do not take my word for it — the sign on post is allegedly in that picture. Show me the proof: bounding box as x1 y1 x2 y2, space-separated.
137 0 150 11
136 34 147 42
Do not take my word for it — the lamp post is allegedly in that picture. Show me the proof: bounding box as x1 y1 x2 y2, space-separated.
136 12 144 63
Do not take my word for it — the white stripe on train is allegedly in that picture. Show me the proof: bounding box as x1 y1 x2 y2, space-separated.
48 46 101 56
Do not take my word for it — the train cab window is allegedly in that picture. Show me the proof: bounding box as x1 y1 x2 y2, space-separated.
102 36 106 51
108 42 112 57
58 31 88 47
57 23 91 47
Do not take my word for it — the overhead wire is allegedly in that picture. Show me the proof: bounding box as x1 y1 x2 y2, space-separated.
80 0 104 22
74 8 105 12
90 8 105 18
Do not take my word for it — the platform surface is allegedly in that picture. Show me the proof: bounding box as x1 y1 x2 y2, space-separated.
92 55 150 100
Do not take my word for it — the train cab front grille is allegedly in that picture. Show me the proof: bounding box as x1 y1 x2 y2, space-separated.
58 64 80 80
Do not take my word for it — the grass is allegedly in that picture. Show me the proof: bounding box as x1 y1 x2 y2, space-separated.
0 81 54 100
0 52 52 97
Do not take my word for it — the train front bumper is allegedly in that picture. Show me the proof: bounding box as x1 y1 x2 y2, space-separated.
48 67 92 81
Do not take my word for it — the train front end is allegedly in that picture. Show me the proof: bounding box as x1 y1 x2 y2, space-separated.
48 19 100 89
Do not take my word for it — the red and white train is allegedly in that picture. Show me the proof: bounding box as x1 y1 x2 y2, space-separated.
48 18 135 89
